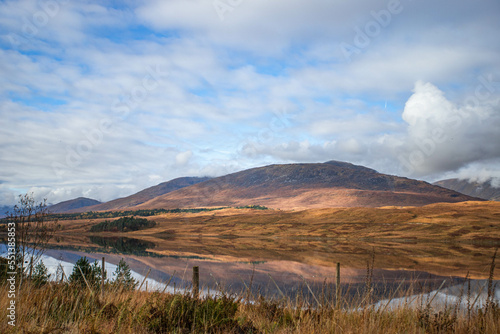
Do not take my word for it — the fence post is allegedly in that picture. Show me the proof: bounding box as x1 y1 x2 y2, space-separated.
77 265 93 295
58 263 66 283
101 257 105 299
193 266 199 299
138 268 151 291
336 262 341 308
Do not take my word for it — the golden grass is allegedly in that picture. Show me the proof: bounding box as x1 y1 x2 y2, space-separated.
45 201 500 280
57 201 500 243
1 276 499 334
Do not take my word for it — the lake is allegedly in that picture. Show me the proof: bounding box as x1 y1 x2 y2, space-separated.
2 235 499 310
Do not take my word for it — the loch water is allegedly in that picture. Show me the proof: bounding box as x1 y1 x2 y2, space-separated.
2 236 499 310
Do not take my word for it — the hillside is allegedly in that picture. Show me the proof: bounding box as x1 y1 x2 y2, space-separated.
129 161 479 210
0 205 14 218
48 197 101 213
73 176 211 212
434 178 500 201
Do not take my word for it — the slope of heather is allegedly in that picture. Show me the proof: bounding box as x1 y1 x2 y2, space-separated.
48 197 101 213
434 178 500 201
72 176 211 212
132 161 479 210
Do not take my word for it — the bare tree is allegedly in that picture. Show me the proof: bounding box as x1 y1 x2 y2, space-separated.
8 193 57 284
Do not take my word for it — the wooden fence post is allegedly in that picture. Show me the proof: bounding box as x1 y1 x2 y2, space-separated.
77 265 93 295
193 266 199 299
101 257 105 299
336 262 341 308
138 268 151 291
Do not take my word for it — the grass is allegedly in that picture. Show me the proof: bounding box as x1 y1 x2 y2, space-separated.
54 201 500 244
1 260 499 334
1 280 499 333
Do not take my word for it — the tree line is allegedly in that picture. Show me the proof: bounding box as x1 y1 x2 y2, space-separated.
89 216 156 232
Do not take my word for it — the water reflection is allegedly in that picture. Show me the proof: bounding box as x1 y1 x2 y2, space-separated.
89 236 157 256
374 279 500 311
4 235 499 308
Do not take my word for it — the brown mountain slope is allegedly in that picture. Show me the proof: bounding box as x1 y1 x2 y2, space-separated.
72 176 211 212
131 161 480 210
48 197 101 213
434 178 500 201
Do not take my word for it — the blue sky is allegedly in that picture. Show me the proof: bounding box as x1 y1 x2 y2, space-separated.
1 0 500 205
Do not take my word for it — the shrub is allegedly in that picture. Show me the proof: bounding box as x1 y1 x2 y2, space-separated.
0 257 9 281
138 293 244 333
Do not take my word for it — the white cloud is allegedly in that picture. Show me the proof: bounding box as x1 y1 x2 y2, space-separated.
136 0 364 55
239 80 500 181
396 81 500 176
438 161 500 188
175 150 193 166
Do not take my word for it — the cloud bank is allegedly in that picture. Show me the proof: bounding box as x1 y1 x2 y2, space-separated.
0 0 499 204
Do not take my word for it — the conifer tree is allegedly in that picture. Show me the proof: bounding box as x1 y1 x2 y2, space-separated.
113 258 137 290
68 256 102 288
32 260 50 287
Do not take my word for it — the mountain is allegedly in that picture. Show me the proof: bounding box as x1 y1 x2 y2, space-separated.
433 178 500 201
127 161 480 210
73 176 212 212
0 205 14 219
48 197 102 213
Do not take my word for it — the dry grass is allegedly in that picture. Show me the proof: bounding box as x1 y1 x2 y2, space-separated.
43 201 500 281
1 273 499 334
56 201 500 244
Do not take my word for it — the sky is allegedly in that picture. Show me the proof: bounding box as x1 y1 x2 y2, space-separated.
1 0 500 205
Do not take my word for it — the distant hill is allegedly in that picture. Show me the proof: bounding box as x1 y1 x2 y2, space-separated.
72 176 212 212
433 178 500 201
48 197 101 213
128 161 480 210
0 205 14 219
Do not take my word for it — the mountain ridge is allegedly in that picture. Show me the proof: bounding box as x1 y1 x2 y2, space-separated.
70 176 212 212
433 178 500 201
48 197 101 213
127 160 480 210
